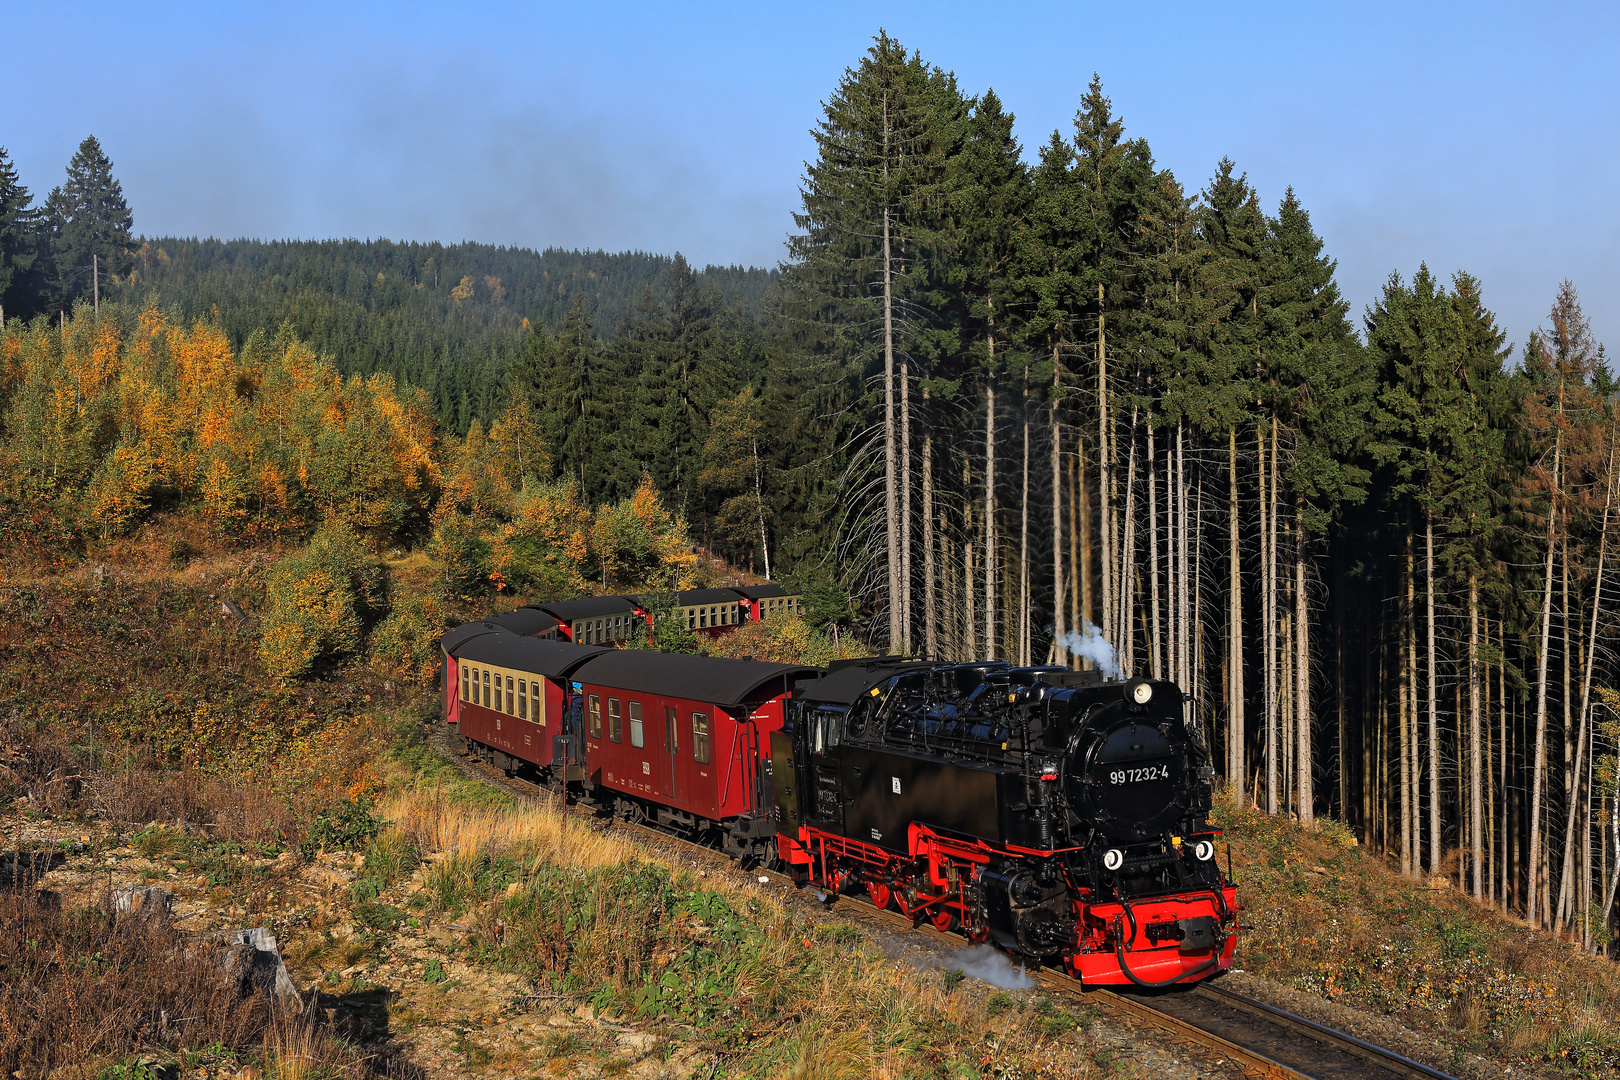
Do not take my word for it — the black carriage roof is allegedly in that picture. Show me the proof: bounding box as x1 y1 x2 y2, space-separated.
574 651 821 706
537 595 642 621
673 588 748 606
792 657 931 704
732 583 792 600
439 620 508 656
486 606 562 636
449 629 611 678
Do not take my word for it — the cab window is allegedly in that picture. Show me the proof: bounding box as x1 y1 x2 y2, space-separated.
609 698 622 743
588 695 602 739
629 701 644 749
692 712 710 764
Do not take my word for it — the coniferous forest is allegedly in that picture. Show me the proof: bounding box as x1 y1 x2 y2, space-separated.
2 34 1619 953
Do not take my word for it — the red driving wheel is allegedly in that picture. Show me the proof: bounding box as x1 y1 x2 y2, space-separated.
930 907 957 933
866 881 892 910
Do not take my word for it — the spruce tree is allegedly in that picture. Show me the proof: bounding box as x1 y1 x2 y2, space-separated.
785 31 962 649
0 147 36 318
43 136 134 310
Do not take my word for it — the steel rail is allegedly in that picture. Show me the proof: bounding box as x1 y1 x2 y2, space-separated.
1182 983 1458 1080
442 732 1456 1080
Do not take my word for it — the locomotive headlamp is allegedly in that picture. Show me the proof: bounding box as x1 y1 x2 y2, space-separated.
1194 840 1216 861
1102 848 1125 871
1130 680 1153 705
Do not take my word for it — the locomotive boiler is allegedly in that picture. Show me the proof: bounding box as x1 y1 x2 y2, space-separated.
769 658 1239 986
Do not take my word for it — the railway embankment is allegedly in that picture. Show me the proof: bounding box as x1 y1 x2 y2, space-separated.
0 531 1616 1078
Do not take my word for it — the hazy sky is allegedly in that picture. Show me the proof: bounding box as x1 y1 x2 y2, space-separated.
5 1 1616 353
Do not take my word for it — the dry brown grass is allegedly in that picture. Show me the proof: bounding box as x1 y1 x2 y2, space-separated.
382 779 635 870
0 882 273 1076
380 780 1106 1079
91 763 307 848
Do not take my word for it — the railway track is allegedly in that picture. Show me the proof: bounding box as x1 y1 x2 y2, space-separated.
437 730 1458 1080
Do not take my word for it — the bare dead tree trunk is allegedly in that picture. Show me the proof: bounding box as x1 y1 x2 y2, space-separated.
1426 507 1440 876
1178 423 1190 693
1098 288 1113 653
1227 426 1244 801
1296 498 1312 825
1148 418 1163 679
985 370 997 660
1469 573 1482 899
1500 620 1509 910
964 465 976 660
882 201 901 652
923 386 936 660
1557 418 1616 929
1401 536 1415 877
1194 458 1204 705
753 435 771 580
1078 442 1091 629
1020 383 1031 666
1529 417 1564 926
1051 354 1066 666
1119 407 1139 674
1263 420 1277 815
901 333 912 651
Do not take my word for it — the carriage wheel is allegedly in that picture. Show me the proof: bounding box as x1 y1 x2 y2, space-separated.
866 881 893 910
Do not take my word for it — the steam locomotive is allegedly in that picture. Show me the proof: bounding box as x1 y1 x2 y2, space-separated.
441 625 1239 988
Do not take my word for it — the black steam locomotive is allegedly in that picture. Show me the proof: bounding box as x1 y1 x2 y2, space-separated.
771 659 1238 986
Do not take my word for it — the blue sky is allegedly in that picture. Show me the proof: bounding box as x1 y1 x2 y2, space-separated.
5 1 1617 353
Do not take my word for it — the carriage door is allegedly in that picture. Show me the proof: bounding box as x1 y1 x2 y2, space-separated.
665 706 684 801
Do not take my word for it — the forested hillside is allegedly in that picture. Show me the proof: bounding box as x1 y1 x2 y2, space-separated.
2 32 1618 958
109 240 778 434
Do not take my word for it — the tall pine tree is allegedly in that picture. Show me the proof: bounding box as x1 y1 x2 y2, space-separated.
43 136 134 311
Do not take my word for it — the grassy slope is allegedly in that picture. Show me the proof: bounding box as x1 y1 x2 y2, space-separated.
3 519 1617 1077
1217 803 1620 1074
0 528 1122 1079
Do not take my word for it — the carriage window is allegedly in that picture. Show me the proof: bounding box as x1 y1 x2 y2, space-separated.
666 705 678 754
687 608 696 630
629 701 643 748
533 682 545 726
482 670 491 707
459 666 468 701
518 680 527 720
699 608 707 628
609 698 622 743
506 675 514 714
588 695 602 739
692 712 710 764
